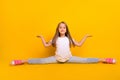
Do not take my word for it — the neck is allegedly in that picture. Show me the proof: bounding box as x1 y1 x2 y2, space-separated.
60 34 65 37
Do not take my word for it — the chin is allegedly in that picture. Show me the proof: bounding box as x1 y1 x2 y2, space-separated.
60 32 65 35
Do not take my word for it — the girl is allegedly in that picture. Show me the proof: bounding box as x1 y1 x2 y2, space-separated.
11 21 116 65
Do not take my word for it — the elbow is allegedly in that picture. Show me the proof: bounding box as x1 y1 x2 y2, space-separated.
44 45 48 47
77 44 82 47
75 43 82 47
77 45 81 47
44 44 50 47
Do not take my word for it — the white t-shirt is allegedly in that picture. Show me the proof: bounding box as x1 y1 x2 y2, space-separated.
55 36 72 62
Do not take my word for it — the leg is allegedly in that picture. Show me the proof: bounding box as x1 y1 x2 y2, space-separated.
67 56 99 63
28 56 58 64
67 56 116 64
11 56 58 65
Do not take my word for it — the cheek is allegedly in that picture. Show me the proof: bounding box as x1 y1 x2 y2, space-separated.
58 28 61 32
64 29 67 32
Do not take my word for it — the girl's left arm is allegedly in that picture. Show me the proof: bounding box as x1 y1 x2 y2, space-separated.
73 34 92 47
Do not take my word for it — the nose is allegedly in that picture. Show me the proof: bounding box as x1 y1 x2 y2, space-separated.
61 29 64 32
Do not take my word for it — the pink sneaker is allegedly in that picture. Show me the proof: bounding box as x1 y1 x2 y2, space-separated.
104 58 116 64
11 60 23 65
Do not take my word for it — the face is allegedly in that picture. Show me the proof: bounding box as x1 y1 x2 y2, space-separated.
58 23 67 36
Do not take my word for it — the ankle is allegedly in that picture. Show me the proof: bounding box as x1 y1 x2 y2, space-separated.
99 58 105 62
22 60 28 63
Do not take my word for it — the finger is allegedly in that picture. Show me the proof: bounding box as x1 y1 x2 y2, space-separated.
89 35 93 37
88 35 92 37
36 36 40 37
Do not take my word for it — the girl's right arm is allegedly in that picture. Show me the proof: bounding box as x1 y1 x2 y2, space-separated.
37 35 52 47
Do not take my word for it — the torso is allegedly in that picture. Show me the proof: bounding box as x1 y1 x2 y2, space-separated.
55 36 72 62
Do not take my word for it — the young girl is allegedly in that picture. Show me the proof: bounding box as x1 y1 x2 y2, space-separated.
11 21 116 65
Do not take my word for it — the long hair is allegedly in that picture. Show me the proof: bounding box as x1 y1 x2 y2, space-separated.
52 21 75 47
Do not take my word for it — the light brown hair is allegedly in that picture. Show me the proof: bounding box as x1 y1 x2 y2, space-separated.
52 21 75 47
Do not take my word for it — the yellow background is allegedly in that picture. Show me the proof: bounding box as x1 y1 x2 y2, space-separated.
0 0 120 80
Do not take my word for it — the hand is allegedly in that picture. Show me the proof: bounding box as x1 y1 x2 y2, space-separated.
85 34 93 38
36 35 43 38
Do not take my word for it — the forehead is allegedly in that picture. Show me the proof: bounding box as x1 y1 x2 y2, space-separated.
59 23 66 27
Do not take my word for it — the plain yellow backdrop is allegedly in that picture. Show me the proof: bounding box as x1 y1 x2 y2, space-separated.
0 0 120 80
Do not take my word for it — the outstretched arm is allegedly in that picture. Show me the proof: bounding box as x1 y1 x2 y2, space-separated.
73 34 92 47
37 35 52 47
